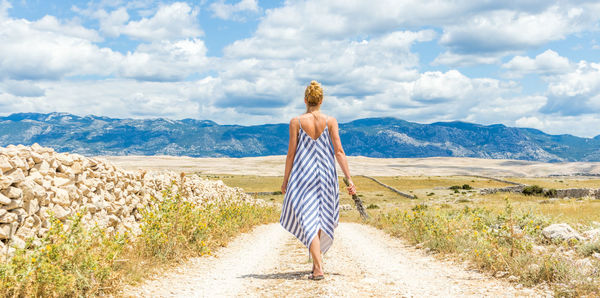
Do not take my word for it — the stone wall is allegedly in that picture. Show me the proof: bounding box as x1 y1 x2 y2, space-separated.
479 185 526 195
0 144 260 259
479 185 600 199
555 188 600 199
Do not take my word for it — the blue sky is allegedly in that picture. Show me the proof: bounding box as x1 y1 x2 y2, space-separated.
0 0 599 137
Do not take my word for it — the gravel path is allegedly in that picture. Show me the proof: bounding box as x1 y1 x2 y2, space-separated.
124 223 550 297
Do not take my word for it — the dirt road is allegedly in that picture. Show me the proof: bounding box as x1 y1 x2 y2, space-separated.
124 223 549 297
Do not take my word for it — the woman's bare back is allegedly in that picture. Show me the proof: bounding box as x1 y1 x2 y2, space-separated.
297 112 330 141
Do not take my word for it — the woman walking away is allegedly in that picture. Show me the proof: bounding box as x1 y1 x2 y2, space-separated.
280 80 357 281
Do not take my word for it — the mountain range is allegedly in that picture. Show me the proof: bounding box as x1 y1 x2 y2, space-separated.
1 112 599 162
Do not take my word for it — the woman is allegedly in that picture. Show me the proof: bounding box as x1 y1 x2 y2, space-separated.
280 80 357 280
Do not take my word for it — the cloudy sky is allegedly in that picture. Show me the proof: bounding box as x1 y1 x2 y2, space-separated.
1 0 599 137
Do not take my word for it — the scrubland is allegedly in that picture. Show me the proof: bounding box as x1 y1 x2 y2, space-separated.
204 174 600 296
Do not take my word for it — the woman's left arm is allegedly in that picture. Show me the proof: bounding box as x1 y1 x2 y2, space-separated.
282 118 299 194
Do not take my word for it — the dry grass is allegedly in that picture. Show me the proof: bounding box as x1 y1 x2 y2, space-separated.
376 175 511 190
504 177 600 189
0 182 278 297
198 174 284 193
214 174 600 296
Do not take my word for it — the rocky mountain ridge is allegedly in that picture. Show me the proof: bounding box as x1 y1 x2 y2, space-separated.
1 112 599 162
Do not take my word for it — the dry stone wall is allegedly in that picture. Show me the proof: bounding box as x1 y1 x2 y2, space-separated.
0 144 261 259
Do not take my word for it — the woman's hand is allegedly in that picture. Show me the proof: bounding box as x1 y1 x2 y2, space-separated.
346 180 357 195
281 180 287 194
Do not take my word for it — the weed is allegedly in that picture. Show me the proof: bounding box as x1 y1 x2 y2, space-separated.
0 187 276 296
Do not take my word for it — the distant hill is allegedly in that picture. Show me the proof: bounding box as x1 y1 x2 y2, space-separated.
1 112 599 162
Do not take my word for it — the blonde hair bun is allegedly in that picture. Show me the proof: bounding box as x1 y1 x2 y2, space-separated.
305 80 323 106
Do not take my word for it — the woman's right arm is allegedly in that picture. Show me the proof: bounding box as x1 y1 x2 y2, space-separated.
329 117 356 195
281 117 299 194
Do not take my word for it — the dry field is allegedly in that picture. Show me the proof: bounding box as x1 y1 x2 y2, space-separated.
106 155 600 295
104 154 600 225
103 155 600 176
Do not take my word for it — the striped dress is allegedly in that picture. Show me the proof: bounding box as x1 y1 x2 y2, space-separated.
280 116 340 254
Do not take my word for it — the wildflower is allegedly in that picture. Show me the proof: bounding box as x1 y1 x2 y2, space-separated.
31 257 36 262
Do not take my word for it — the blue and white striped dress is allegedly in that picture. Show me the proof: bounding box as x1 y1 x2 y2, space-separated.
280 116 340 254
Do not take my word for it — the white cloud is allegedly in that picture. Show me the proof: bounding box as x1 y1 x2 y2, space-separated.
32 15 102 41
0 15 120 80
210 0 259 21
411 70 475 103
0 80 45 97
435 3 600 66
432 51 505 67
119 2 202 41
515 114 600 137
502 50 572 78
3 0 600 138
94 7 129 37
540 61 600 116
440 7 578 53
120 38 209 81
0 0 10 20
0 4 209 82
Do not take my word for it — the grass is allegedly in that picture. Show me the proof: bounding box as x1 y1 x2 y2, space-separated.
9 173 594 296
376 176 510 190
371 199 600 296
209 174 600 296
504 177 600 189
0 182 277 297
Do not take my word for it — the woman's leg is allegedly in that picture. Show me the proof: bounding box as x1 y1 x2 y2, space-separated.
310 229 323 276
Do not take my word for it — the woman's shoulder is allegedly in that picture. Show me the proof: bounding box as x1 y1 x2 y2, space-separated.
324 114 338 124
289 115 301 126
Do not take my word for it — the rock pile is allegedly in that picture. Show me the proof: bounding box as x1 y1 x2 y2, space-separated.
0 144 260 259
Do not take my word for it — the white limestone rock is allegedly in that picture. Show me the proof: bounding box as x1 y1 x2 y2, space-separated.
583 228 600 241
0 212 18 223
33 160 51 175
542 223 584 241
0 223 16 239
0 156 12 173
56 154 74 166
51 187 71 206
0 193 11 205
2 187 22 199
4 168 25 184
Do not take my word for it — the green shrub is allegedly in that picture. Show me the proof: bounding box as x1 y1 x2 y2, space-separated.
522 185 544 196
544 189 557 198
366 204 380 209
450 184 472 190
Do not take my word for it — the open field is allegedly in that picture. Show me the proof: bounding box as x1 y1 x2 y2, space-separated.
197 173 600 295
103 155 600 294
103 155 600 177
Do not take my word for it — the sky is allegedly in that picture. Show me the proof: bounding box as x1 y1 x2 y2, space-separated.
0 0 599 137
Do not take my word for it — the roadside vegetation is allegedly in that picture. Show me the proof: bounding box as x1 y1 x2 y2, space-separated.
0 185 277 297
211 174 600 296
373 199 599 296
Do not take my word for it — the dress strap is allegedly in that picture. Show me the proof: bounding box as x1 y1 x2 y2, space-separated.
298 117 302 130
